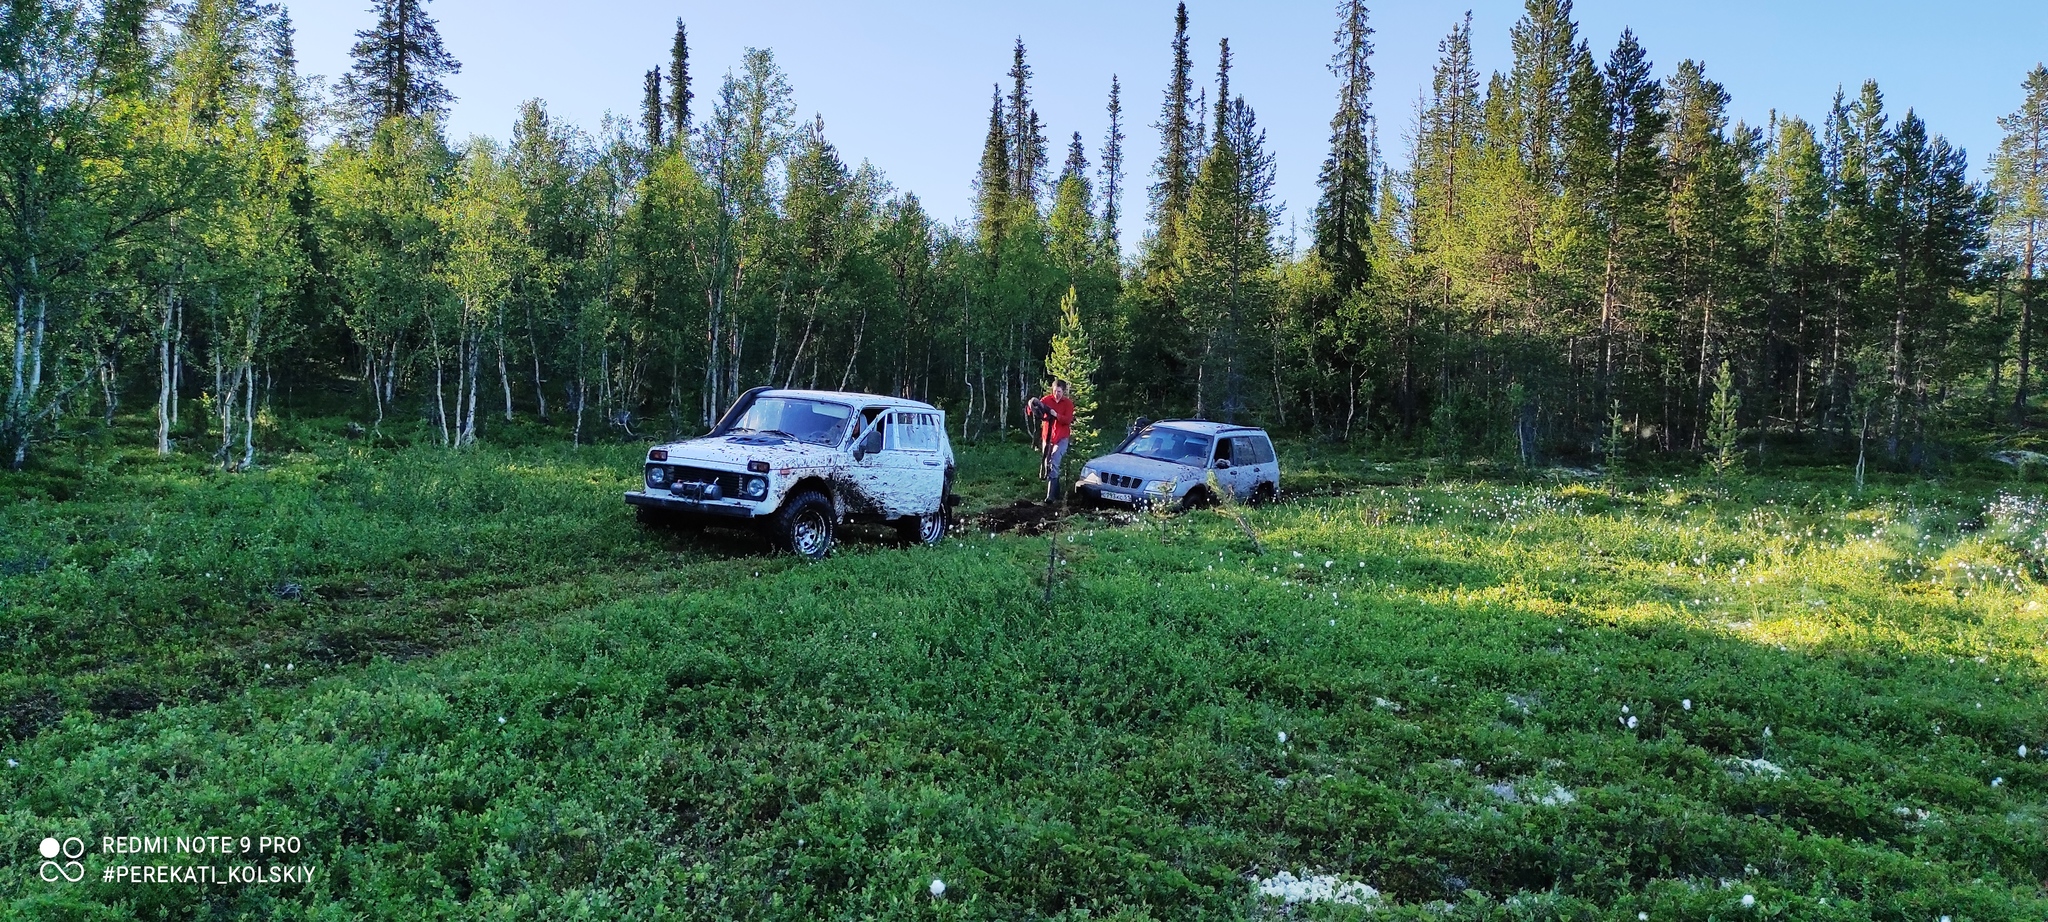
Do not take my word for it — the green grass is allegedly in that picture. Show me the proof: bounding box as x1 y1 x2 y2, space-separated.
3 430 2046 919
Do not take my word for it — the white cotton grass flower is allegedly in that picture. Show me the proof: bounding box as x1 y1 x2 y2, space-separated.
497 715 506 725
2021 745 2030 758
1621 705 1630 714
1740 893 1755 908
1763 726 1773 738
5 759 16 768
1639 914 1649 921
929 878 946 898
1992 776 2004 787
1682 699 1692 710
1278 731 1289 744
1626 716 1639 730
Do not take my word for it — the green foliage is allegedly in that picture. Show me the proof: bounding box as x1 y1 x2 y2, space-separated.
1043 286 1099 445
1600 399 1628 475
1706 361 1742 476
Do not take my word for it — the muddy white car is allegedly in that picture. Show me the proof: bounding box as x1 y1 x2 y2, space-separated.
625 387 957 559
1074 420 1279 509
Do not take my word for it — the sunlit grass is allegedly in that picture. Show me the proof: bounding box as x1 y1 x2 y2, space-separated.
1 437 2045 919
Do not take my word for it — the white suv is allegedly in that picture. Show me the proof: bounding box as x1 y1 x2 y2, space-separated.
1075 420 1279 509
625 388 956 559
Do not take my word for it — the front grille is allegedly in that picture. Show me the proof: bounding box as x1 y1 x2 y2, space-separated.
1103 473 1143 489
667 465 743 497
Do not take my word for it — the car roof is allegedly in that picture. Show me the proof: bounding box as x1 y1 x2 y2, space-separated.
1144 418 1267 436
762 389 941 412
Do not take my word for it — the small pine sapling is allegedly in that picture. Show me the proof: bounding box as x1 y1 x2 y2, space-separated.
1705 361 1742 477
1600 400 1628 478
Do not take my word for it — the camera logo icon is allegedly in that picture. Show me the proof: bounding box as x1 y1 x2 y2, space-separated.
38 836 85 882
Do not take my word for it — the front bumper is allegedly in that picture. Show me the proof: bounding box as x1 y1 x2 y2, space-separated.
624 490 759 519
1075 482 1157 507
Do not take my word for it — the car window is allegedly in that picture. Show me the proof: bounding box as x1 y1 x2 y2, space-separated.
1229 436 1260 465
1247 435 1275 465
1121 427 1212 465
733 397 854 446
1214 438 1235 465
886 412 940 452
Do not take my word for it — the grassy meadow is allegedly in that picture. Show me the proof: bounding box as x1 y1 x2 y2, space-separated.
2 425 2046 919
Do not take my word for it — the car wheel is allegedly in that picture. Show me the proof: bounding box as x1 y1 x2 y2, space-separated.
1179 487 1214 511
897 509 947 546
1250 482 1277 505
773 491 835 560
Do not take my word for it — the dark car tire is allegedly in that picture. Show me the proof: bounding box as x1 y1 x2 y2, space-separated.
896 509 947 546
1179 487 1214 511
772 491 836 560
1250 482 1277 505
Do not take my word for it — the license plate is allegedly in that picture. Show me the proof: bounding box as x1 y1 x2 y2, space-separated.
1101 491 1134 503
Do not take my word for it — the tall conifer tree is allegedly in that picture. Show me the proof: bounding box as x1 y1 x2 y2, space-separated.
1314 0 1377 296
668 20 692 142
642 67 664 150
1100 75 1126 252
1992 66 2048 420
339 0 460 138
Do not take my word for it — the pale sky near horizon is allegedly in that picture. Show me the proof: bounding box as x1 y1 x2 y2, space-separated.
285 1 2048 248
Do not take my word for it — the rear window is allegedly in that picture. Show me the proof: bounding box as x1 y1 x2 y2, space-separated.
886 412 941 452
1249 434 1276 464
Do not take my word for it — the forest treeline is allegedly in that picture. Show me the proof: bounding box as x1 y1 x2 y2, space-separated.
3 0 2046 471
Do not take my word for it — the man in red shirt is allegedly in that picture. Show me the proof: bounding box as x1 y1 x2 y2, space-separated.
1030 379 1075 502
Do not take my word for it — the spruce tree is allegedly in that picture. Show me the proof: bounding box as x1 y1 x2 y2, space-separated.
668 20 692 142
642 67 664 150
1876 111 1989 462
339 0 460 138
1590 30 1667 407
974 87 1012 254
1149 3 1196 240
1506 0 1582 190
1044 286 1100 444
1705 361 1741 475
1313 0 1376 296
1992 66 2048 421
1099 75 1125 252
1006 38 1047 210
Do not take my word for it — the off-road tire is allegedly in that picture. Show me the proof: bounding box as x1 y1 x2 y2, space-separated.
896 509 948 546
772 490 836 560
1250 482 1277 505
1179 487 1215 511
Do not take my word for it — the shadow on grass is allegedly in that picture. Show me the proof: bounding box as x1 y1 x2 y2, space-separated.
1 499 2042 920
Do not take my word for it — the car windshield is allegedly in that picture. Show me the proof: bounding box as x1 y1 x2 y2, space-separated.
729 397 854 446
1120 427 1213 466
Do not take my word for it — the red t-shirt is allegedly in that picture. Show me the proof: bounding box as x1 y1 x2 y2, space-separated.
1039 392 1075 444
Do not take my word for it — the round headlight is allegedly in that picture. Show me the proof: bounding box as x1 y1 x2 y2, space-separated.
646 466 669 488
744 476 767 498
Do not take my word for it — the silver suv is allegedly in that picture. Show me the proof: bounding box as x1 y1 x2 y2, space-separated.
625 387 956 558
1075 420 1279 509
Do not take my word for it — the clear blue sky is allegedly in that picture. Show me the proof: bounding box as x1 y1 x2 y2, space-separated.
287 0 2048 248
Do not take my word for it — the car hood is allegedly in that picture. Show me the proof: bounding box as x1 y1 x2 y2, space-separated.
1084 452 1205 485
657 433 842 470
